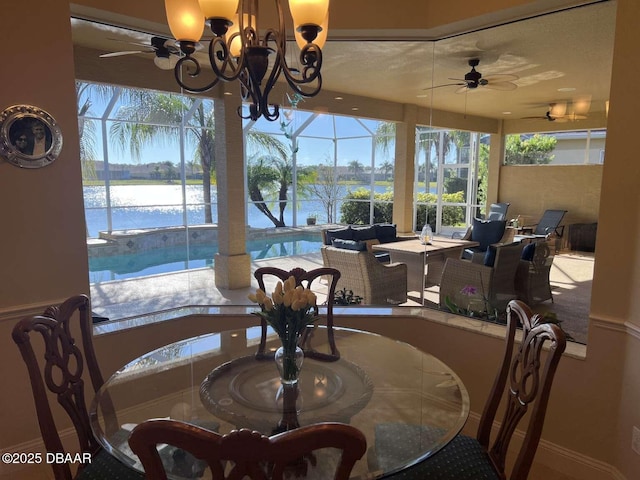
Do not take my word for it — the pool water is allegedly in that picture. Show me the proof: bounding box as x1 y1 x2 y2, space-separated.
89 234 323 283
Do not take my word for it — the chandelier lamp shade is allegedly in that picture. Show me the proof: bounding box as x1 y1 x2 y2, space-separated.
164 0 330 121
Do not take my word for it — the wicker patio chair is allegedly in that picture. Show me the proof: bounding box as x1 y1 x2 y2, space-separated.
515 239 555 304
321 246 407 305
439 242 523 312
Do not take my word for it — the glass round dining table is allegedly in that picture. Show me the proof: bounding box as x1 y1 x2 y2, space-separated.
90 326 469 479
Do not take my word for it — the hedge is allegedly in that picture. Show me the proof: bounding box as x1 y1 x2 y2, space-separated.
340 188 465 229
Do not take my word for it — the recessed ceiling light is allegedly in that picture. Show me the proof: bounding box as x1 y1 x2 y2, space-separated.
351 107 359 111
223 91 233 96
334 96 343 100
557 87 576 92
502 111 512 115
416 94 428 98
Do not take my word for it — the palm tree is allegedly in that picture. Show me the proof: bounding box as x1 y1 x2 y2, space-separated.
379 160 394 181
107 89 286 224
348 160 365 181
375 122 453 191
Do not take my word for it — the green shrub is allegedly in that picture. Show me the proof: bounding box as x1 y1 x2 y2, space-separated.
340 188 391 224
340 188 466 228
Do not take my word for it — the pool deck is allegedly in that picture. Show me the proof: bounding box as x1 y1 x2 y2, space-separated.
90 251 353 321
89 233 592 345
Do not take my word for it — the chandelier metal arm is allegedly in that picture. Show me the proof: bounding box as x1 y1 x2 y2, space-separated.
173 56 220 93
237 70 280 121
166 0 328 121
281 43 323 96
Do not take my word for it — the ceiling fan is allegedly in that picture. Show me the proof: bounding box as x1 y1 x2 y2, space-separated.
427 58 519 93
522 103 587 122
99 37 180 70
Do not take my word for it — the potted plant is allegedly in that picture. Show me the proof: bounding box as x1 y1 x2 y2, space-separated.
306 213 318 225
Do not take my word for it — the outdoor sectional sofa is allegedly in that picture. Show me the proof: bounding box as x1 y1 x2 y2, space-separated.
321 224 413 263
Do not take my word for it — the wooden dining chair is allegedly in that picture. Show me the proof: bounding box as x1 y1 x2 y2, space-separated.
380 300 566 480
129 419 367 480
253 266 341 361
12 294 143 480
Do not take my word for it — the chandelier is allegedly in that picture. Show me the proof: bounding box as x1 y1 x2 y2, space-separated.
165 0 329 122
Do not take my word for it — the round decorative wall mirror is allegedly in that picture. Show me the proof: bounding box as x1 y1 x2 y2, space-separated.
0 105 63 168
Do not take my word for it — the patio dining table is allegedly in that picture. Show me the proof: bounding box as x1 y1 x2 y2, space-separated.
90 326 470 479
372 237 480 304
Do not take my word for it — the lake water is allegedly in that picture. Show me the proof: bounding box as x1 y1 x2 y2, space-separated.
83 183 400 237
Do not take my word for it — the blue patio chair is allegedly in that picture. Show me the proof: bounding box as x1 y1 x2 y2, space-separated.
486 202 510 221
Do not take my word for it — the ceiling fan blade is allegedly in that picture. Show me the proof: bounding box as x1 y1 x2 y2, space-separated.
422 82 466 91
483 81 518 91
564 113 588 121
99 50 149 58
482 73 519 82
106 37 154 48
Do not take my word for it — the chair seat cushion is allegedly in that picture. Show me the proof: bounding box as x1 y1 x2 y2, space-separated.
521 242 536 261
462 247 482 260
332 238 367 251
382 434 499 480
76 449 144 479
325 226 353 244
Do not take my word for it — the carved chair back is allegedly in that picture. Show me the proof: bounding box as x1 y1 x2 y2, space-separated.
128 420 366 480
253 266 341 361
477 300 566 479
11 295 115 480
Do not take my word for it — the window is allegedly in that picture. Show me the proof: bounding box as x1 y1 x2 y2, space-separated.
504 129 606 165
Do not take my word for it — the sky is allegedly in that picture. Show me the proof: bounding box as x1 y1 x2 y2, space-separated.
80 83 394 168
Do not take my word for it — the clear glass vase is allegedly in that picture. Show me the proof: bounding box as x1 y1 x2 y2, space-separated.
419 224 433 245
274 345 304 385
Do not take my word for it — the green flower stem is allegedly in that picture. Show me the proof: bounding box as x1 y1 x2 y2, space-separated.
280 346 299 381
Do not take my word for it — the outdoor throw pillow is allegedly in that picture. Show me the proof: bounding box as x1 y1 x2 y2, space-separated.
374 223 397 243
472 218 506 251
351 225 378 241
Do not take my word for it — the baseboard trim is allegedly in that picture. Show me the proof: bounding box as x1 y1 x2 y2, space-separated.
464 412 624 480
0 436 48 476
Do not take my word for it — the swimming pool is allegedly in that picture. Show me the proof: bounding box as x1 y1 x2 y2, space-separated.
89 233 323 283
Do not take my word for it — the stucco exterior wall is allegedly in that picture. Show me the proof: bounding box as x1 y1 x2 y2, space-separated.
498 164 602 226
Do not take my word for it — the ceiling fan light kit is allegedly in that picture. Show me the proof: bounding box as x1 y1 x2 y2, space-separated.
164 0 330 122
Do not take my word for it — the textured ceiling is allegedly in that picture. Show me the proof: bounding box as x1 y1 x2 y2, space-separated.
71 1 616 124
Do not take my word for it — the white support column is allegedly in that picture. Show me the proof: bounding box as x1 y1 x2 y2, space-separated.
393 104 417 235
214 95 251 289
